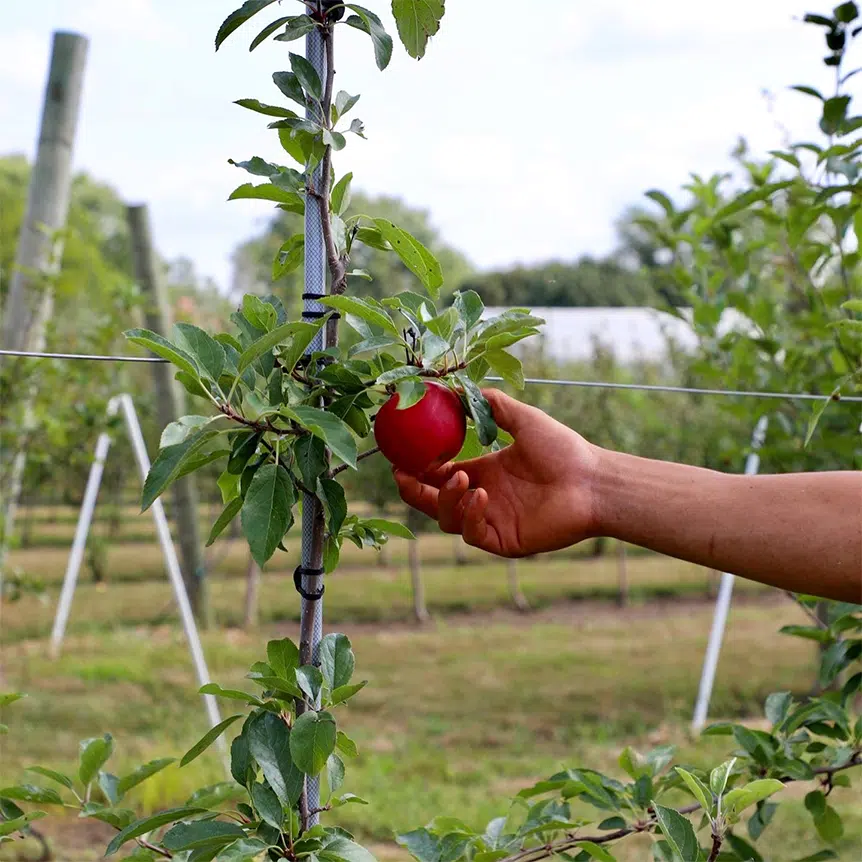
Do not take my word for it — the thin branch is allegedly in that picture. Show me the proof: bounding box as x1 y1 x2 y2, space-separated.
707 832 723 862
499 753 862 862
784 591 829 628
137 838 173 859
331 446 380 476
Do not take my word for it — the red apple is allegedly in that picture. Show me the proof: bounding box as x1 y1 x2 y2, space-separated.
374 380 467 475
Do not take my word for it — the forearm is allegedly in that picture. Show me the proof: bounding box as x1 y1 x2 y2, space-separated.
591 449 862 603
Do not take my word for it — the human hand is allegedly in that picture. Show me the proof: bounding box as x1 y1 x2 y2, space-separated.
393 389 599 557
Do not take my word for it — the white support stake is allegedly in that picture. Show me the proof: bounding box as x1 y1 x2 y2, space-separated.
692 415 769 731
49 396 121 658
118 395 223 738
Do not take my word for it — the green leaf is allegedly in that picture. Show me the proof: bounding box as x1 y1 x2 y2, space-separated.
267 637 300 680
330 680 368 705
234 98 296 118
323 535 341 573
723 779 784 819
238 321 308 374
230 734 252 788
174 323 226 383
575 842 615 862
290 710 337 775
272 14 317 44
79 734 113 786
160 415 217 449
141 429 222 511
331 172 353 216
336 730 358 758
842 298 862 313
229 182 304 210
373 219 443 296
725 833 763 862
456 372 497 446
125 329 199 379
319 478 348 537
791 852 838 862
247 711 304 806
206 497 243 547
359 518 415 540
653 804 700 862
296 665 325 703
0 784 63 805
347 335 401 358
248 15 292 50
242 295 277 332
105 807 208 855
295 435 328 489
485 349 524 389
345 5 393 69
216 0 280 49
320 633 355 689
392 0 445 59
805 384 844 447
792 85 825 100
116 758 176 797
396 829 439 862
395 379 427 410
241 464 296 567
251 781 283 829
162 820 246 851
318 295 398 334
274 321 325 374
293 407 358 469
709 758 735 796
321 835 377 862
805 790 827 818
25 767 75 792
765 691 793 726
454 289 484 329
218 837 271 861
0 812 47 838
377 365 423 384
645 189 675 216
813 804 844 842
198 684 262 706
290 51 323 101
0 693 24 708
180 715 242 767
332 793 368 808
675 768 712 813
327 752 345 794
714 181 794 220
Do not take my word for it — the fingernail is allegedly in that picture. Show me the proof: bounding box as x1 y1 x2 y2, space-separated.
445 475 460 490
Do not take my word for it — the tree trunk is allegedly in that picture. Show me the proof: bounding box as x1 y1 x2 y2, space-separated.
616 541 629 608
128 204 209 626
407 508 429 623
243 556 261 630
507 558 529 612
453 536 468 566
590 536 607 558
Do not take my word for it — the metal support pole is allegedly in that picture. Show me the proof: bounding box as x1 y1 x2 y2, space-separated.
299 23 329 827
118 395 224 746
692 415 769 731
49 397 120 657
0 31 89 590
127 204 209 626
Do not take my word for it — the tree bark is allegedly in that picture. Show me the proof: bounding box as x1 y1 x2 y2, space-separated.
407 508 429 622
507 558 529 612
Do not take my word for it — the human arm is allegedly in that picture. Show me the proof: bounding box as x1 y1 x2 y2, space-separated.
393 389 862 604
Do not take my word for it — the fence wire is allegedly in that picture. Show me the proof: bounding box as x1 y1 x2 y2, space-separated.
2 347 861 403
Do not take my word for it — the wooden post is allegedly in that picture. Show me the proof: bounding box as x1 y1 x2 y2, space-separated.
127 204 209 625
407 508 429 622
243 556 261 630
0 31 89 593
616 540 629 608
507 558 529 612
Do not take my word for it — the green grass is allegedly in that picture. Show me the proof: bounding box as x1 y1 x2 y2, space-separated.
1 600 860 862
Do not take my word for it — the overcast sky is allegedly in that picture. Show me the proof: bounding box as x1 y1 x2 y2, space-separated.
1 1 841 291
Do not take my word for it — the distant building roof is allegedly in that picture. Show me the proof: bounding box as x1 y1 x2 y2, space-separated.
482 306 748 364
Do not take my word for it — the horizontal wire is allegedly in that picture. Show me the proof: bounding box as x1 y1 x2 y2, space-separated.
2 348 861 403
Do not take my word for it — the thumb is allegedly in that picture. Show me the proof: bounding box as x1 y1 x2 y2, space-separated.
480 388 536 436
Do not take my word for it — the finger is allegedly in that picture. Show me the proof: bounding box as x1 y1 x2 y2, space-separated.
461 487 499 553
393 469 439 519
437 470 470 534
480 388 537 436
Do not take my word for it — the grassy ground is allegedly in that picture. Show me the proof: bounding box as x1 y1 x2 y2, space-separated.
2 599 860 862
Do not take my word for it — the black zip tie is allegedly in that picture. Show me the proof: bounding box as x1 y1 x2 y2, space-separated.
302 292 325 300
294 565 325 601
302 310 339 320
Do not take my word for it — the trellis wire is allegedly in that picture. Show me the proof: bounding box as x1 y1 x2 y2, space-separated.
2 349 861 403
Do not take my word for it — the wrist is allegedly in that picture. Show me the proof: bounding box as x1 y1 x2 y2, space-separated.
586 445 625 541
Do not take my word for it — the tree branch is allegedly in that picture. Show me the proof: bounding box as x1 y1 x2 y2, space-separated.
498 753 862 862
331 447 380 476
137 838 173 859
707 832 723 862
